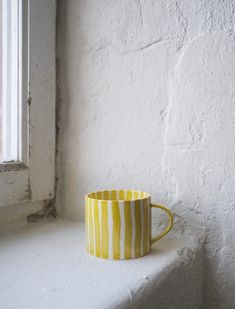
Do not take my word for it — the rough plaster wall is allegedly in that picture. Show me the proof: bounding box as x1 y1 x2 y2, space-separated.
57 1 235 308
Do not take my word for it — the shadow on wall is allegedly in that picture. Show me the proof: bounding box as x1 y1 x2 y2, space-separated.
165 32 235 309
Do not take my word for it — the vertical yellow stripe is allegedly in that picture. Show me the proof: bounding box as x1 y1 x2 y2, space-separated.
126 190 132 200
143 199 149 255
119 190 125 200
97 191 102 199
134 200 141 257
104 191 109 200
94 200 101 257
148 199 151 252
112 201 121 259
85 197 89 251
89 199 94 255
133 191 138 199
111 190 117 200
124 201 132 259
101 200 109 258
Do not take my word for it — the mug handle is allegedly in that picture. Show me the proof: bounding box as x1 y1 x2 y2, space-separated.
150 203 174 245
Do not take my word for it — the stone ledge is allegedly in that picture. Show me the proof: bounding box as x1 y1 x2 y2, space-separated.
0 219 203 309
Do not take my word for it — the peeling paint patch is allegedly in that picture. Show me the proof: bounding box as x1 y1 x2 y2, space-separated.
26 199 56 224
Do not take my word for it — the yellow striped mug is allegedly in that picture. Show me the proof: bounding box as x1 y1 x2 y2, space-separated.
85 189 173 260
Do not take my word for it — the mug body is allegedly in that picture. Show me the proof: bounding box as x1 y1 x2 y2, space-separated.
85 190 151 260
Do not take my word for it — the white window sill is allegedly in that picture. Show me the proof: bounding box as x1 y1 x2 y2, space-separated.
0 219 203 309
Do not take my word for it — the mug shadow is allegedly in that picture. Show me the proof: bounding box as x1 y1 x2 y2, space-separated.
149 237 188 257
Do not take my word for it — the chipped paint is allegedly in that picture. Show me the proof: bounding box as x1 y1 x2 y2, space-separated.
26 199 56 224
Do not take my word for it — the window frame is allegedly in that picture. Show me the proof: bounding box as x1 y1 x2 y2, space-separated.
0 0 56 207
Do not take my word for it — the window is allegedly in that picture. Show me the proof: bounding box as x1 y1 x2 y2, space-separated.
0 0 55 207
1 0 24 163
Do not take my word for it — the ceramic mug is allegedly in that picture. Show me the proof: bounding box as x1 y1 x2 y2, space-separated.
85 189 173 260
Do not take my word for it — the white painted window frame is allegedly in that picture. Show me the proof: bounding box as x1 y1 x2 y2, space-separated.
0 0 55 207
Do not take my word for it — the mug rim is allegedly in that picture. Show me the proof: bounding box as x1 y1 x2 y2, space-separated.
86 189 150 202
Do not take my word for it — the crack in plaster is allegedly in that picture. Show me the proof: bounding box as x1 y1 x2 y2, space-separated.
161 66 178 204
135 0 144 30
175 1 188 51
188 115 206 147
126 38 164 53
127 288 134 307
92 38 165 55
161 34 205 204
93 1 189 55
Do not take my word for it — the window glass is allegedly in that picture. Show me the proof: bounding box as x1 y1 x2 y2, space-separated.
1 0 22 163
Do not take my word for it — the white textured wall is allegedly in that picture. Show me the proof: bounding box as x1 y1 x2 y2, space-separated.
57 1 235 308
